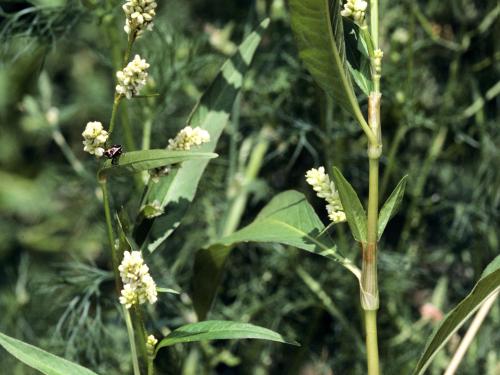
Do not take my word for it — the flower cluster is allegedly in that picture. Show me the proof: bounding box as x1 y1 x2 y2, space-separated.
123 0 157 36
116 55 150 99
82 121 109 157
305 167 346 223
167 126 210 151
146 334 158 356
340 0 368 24
118 251 158 309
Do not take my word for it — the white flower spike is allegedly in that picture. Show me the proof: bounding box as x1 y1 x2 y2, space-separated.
305 167 346 223
123 0 157 36
340 0 368 25
116 55 150 99
167 126 210 151
82 121 109 157
118 250 158 309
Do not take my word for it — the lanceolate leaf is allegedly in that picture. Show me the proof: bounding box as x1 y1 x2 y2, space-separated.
345 21 374 96
412 255 500 375
289 0 361 117
133 19 270 251
192 190 358 319
155 320 298 355
0 331 98 375
331 167 367 242
97 149 217 179
378 175 408 239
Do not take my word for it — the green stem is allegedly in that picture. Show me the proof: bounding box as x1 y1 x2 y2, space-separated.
124 32 135 66
361 101 381 375
108 95 122 136
130 306 148 372
120 102 137 151
370 0 379 50
365 310 380 375
100 179 121 295
370 0 380 93
124 306 142 375
147 356 154 375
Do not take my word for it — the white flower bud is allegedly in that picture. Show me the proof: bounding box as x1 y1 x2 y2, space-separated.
167 126 210 151
82 121 109 157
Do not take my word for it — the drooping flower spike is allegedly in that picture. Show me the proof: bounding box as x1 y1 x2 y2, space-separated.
305 167 346 223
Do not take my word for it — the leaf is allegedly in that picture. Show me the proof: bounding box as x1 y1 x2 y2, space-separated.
155 320 298 354
0 331 99 375
412 255 500 375
289 0 361 117
157 287 180 295
133 19 270 251
192 190 359 319
331 167 367 242
377 175 407 239
344 21 373 96
97 149 217 179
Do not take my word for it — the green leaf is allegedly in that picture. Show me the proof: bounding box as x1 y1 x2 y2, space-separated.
289 0 361 117
157 287 180 295
344 22 373 96
97 149 217 179
377 175 407 239
133 19 270 251
412 255 500 375
0 331 99 375
331 167 367 242
155 320 298 354
192 190 358 319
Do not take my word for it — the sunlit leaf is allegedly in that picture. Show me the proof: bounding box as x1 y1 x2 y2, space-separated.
97 149 217 179
155 320 298 354
192 190 358 319
133 19 271 251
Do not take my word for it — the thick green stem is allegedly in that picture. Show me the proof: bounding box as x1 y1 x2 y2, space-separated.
370 0 379 50
361 92 382 375
365 310 380 375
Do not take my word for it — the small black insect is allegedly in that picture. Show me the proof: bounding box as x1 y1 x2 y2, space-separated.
104 144 123 165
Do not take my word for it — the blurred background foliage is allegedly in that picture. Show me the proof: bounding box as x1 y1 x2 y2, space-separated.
0 0 499 374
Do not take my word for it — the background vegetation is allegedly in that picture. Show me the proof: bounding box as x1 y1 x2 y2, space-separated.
0 0 499 374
